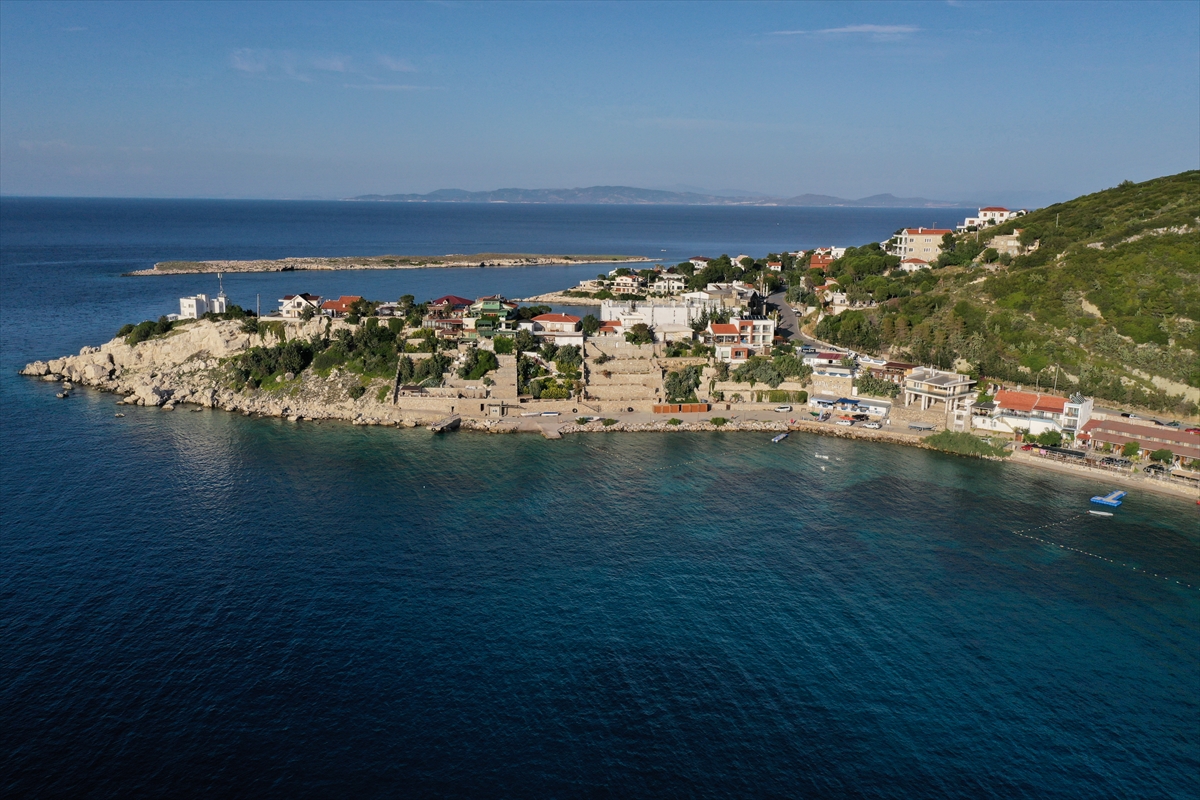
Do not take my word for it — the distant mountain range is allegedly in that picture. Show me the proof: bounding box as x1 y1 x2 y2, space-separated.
348 186 974 208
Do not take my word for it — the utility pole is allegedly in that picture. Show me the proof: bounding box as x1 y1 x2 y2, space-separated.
256 294 260 317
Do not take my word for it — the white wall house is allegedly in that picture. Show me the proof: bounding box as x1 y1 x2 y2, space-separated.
179 293 228 319
971 390 1093 436
600 298 716 328
957 207 1026 231
612 275 646 295
278 293 322 318
650 274 688 295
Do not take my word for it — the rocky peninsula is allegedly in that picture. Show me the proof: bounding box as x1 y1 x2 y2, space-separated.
20 318 1198 502
128 253 652 276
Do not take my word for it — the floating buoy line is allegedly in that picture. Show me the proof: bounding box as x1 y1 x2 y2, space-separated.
1006 513 1198 591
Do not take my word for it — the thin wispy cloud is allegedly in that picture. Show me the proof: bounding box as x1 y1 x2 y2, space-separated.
231 50 420 86
377 55 417 73
771 24 920 41
343 83 433 91
312 56 351 73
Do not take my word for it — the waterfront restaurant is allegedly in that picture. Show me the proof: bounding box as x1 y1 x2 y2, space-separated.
1079 419 1200 465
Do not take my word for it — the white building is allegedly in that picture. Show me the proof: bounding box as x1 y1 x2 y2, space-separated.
902 367 976 412
278 293 322 318
689 256 712 269
650 274 688 295
896 257 931 273
600 298 716 328
957 206 1026 230
612 274 646 295
971 390 1093 437
179 292 228 319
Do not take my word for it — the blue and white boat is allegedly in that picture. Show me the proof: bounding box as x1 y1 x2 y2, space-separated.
1090 490 1127 507
771 433 788 443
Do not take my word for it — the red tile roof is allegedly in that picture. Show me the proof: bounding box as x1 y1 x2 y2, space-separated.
430 294 473 307
1082 419 1200 447
709 323 738 335
995 390 1066 414
321 295 363 313
980 207 1010 212
903 228 952 236
532 313 581 324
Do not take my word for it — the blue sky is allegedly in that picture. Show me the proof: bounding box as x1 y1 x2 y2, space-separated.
1 1 1197 203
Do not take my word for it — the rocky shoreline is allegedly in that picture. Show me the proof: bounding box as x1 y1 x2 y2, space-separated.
127 253 652 276
20 319 1197 503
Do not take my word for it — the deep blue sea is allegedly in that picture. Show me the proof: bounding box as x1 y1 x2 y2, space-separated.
2 199 1197 798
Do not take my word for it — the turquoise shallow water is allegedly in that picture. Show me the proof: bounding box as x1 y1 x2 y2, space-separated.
2 199 1198 797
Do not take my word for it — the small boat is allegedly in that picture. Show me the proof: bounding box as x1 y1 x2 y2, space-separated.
1090 490 1127 507
1088 509 1113 517
114 413 125 418
771 433 788 443
814 453 829 460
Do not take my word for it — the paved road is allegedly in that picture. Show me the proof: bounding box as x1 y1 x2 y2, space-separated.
766 290 802 341
766 290 840 351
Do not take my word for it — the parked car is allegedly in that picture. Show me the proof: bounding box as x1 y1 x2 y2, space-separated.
774 405 792 413
1143 463 1168 474
852 413 870 421
1021 444 1035 451
863 422 882 429
1100 457 1133 468
835 419 854 427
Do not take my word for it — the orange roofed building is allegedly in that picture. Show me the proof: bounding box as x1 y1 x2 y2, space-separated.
320 296 364 318
970 389 1093 437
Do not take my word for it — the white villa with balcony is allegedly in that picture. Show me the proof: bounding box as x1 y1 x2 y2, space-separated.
902 367 976 412
971 390 1093 437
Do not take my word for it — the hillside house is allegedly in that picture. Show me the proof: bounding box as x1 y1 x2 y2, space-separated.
958 207 1026 230
650 274 688 295
612 275 646 295
278 293 322 318
866 361 917 384
689 256 712 269
897 257 931 273
531 313 583 345
179 292 228 319
889 228 953 262
810 253 836 272
320 295 363 318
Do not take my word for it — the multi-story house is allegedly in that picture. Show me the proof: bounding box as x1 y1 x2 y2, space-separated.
971 390 1094 436
889 228 953 262
278 293 322 318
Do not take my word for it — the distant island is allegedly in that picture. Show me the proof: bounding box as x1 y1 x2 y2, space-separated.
348 186 972 208
128 253 652 276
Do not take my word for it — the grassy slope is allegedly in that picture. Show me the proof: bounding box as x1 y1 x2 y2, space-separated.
820 171 1198 415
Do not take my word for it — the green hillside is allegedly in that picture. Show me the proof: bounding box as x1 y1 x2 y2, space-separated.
808 170 1200 416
